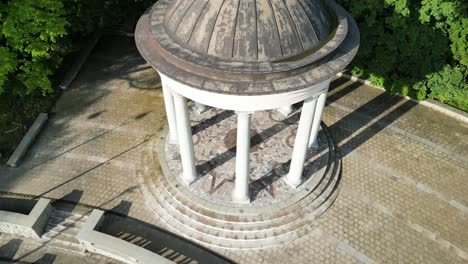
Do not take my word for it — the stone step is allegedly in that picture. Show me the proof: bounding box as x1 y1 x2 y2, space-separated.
143 181 336 249
47 217 85 229
153 128 339 223
41 231 85 253
43 229 79 243
139 124 342 249
44 223 80 236
142 157 340 249
155 165 338 230
41 237 85 254
147 189 305 247
149 178 305 233
50 210 89 223
158 156 330 218
154 165 328 225
152 141 338 226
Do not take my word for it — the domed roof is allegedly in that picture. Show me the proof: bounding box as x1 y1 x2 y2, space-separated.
135 0 360 95
165 0 333 63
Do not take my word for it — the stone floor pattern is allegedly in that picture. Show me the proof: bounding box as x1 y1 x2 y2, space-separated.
164 108 329 207
0 35 467 263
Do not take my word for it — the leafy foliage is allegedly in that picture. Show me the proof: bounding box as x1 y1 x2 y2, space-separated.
419 0 468 66
1 1 69 161
339 0 467 110
1 0 69 95
0 0 154 96
0 47 16 93
426 65 468 111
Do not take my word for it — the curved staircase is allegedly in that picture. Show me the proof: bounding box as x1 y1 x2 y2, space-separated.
138 124 342 250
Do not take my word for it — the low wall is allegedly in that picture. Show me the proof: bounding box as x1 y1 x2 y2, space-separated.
0 197 37 214
7 113 48 167
0 198 52 239
77 210 173 264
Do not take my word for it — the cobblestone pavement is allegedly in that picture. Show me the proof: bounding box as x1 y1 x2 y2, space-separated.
0 35 467 263
0 233 122 263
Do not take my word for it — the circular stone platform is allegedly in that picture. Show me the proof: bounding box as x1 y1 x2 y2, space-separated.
138 107 342 249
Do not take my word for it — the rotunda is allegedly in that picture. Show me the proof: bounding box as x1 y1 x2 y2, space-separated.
136 0 359 248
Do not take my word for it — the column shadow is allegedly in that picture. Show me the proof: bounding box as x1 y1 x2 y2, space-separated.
52 189 83 205
0 239 23 261
109 200 132 216
51 189 84 214
99 213 234 264
196 113 300 177
191 80 417 200
192 110 234 135
32 253 57 264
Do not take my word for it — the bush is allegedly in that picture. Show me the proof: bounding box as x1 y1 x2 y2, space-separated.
426 65 468 111
419 0 467 67
338 0 467 110
0 0 69 96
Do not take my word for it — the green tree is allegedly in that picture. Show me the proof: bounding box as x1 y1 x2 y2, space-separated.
426 65 468 111
339 0 467 109
419 0 467 66
0 0 68 95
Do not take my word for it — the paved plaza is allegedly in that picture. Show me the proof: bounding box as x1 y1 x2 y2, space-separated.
0 35 467 263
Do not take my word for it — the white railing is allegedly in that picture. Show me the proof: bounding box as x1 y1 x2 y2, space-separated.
0 198 52 239
77 210 174 264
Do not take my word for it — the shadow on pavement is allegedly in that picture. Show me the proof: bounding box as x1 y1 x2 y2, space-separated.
110 200 132 216
100 212 235 264
193 77 416 200
0 239 23 261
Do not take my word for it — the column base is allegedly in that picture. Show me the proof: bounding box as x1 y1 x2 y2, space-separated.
283 175 304 189
179 173 200 186
309 138 319 150
277 105 294 117
192 102 209 114
232 193 251 204
168 137 179 145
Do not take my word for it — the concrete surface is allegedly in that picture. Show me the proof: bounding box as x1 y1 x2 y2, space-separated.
0 35 467 263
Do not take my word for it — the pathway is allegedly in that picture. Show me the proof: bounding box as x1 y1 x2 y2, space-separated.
0 35 467 264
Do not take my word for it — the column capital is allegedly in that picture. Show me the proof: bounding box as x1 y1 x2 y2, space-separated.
235 111 254 115
193 102 209 114
278 105 294 117
308 92 327 149
162 83 179 145
171 90 183 99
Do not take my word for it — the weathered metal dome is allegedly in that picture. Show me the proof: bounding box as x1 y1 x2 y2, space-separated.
166 0 333 62
135 0 360 95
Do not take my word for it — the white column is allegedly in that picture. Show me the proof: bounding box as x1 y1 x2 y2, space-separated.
278 105 294 117
162 82 178 144
193 102 209 114
232 111 252 203
173 92 198 184
284 97 318 188
308 92 327 149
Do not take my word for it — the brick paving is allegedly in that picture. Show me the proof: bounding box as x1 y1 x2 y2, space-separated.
0 35 467 263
